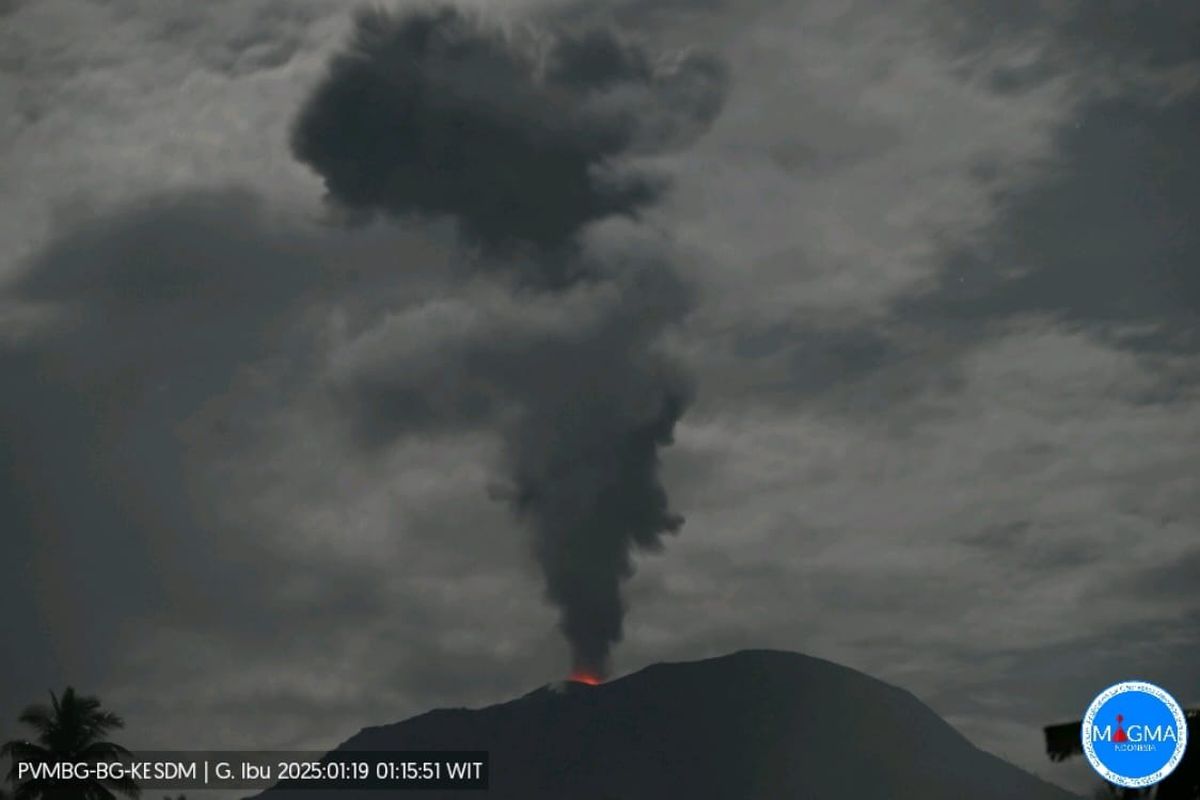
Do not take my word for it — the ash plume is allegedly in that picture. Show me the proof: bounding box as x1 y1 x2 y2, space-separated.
293 7 727 675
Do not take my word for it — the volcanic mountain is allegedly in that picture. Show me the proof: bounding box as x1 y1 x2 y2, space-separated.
259 649 1080 799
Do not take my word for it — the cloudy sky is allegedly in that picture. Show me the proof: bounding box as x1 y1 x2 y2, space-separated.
1 0 1196 794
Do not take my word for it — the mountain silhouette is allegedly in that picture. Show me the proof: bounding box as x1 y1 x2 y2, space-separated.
258 649 1080 799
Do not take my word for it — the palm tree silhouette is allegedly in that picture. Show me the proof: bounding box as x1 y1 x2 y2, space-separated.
2 687 140 800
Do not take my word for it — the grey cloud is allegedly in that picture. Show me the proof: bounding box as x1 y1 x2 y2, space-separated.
1098 544 1200 603
747 61 1200 425
291 7 727 257
96 0 326 77
963 520 1105 573
929 613 1200 725
16 191 315 311
939 0 1200 72
905 91 1199 354
0 189 345 736
333 258 692 442
732 322 902 397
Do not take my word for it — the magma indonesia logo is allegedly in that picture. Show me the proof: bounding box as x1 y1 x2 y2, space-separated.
1082 681 1188 789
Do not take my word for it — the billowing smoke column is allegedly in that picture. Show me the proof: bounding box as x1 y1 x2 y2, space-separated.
292 7 727 676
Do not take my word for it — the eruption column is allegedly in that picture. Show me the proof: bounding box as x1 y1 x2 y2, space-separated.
291 6 727 676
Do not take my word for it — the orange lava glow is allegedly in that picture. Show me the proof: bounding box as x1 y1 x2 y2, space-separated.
568 670 603 686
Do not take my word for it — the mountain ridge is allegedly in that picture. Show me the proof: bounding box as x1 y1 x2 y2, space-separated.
262 649 1081 799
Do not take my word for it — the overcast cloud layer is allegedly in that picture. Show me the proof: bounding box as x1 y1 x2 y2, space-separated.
1 0 1196 795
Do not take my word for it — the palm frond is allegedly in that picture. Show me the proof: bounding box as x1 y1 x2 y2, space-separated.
15 706 52 737
2 741 50 783
102 772 141 799
85 710 126 737
11 780 43 800
78 742 133 760
0 740 48 761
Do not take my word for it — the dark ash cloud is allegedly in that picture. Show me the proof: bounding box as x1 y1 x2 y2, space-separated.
296 6 728 676
332 257 694 674
291 6 727 257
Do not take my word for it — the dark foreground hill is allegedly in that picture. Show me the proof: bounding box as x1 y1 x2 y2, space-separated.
258 649 1080 799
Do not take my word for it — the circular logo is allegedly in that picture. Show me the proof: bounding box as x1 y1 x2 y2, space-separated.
1082 681 1188 788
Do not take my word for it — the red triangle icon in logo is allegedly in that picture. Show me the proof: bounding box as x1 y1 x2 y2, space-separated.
1113 714 1129 743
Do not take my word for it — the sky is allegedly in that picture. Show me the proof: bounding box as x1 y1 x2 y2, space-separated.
1 0 1197 795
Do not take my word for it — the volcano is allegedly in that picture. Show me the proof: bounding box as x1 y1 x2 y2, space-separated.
257 649 1080 799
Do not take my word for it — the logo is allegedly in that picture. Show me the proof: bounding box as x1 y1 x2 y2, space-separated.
1082 681 1188 789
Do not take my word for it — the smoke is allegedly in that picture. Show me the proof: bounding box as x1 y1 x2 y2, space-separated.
292 6 726 261
293 7 727 674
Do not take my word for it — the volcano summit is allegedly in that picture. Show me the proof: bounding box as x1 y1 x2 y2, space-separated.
256 650 1080 799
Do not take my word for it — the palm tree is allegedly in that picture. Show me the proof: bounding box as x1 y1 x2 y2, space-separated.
2 687 139 800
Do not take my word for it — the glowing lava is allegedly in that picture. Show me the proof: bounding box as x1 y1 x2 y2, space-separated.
568 670 603 686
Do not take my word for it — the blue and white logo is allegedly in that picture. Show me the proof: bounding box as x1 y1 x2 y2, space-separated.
1082 681 1188 789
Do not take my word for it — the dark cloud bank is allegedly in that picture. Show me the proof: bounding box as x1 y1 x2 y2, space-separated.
944 0 1200 73
0 191 329 713
912 90 1200 354
915 0 1200 357
292 7 728 675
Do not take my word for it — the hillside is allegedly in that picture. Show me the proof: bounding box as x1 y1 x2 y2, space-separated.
258 649 1080 799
